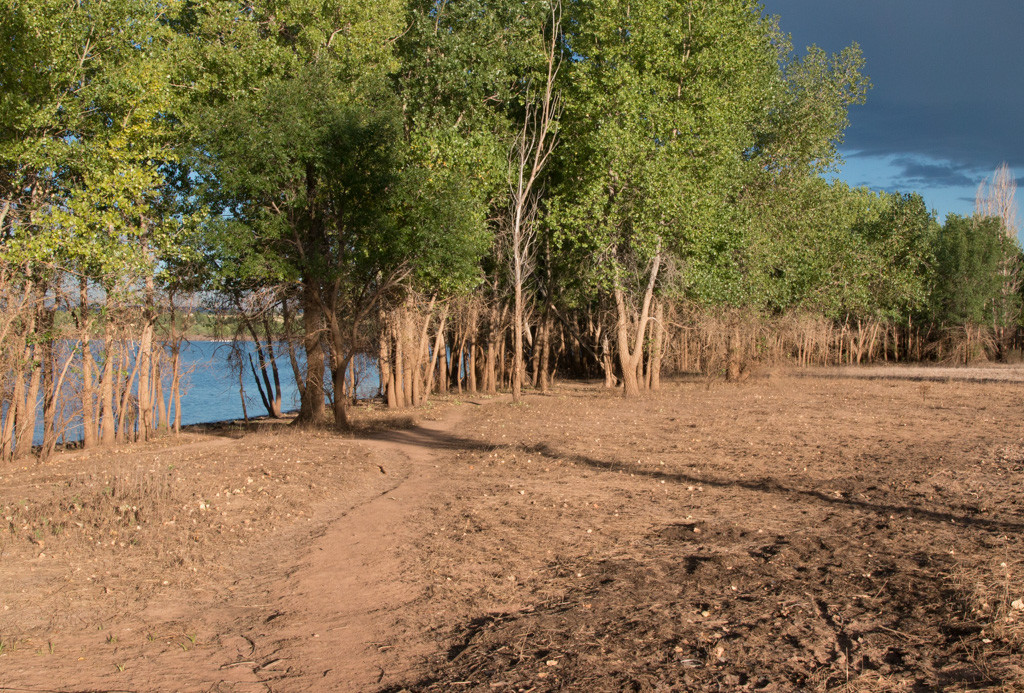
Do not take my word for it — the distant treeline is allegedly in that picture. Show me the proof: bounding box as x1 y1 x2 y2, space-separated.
1 0 1020 460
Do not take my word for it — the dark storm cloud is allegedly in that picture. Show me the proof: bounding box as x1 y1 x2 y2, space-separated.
888 156 980 188
762 0 1024 170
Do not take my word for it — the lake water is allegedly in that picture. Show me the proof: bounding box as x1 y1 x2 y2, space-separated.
31 340 382 445
171 341 381 425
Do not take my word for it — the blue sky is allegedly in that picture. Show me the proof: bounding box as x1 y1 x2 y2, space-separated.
761 0 1024 237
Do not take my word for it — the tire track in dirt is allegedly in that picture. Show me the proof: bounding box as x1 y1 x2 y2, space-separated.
241 400 494 692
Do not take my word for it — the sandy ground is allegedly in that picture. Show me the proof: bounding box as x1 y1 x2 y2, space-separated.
1 368 1023 692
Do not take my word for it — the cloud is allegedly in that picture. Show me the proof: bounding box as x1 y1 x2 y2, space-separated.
887 156 980 189
846 106 1024 170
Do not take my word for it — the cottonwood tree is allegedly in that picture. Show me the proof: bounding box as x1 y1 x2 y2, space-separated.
975 163 1021 351
175 0 407 428
929 214 1018 361
1 0 195 456
184 0 490 428
552 0 782 396
396 0 570 401
505 1 562 403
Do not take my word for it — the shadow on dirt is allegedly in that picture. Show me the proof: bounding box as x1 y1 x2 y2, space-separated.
519 442 1024 534
366 423 1024 535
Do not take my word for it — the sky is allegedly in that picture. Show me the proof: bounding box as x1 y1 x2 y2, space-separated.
761 0 1024 237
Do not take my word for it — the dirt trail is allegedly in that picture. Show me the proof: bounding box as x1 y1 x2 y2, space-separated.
0 398 491 692
241 404 485 691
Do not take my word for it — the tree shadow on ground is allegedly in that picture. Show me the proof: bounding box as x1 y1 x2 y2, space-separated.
520 441 1024 534
368 420 1024 535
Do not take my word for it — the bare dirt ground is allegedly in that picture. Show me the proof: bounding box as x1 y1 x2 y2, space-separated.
2 368 1024 692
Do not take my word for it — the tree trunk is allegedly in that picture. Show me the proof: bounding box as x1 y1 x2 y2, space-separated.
424 306 448 398
614 248 661 398
468 305 479 393
393 312 407 408
263 316 284 416
512 281 524 402
99 318 116 445
539 309 553 393
601 334 617 389
726 323 741 382
15 343 41 459
440 327 451 395
412 297 437 406
39 307 58 458
296 282 328 425
78 277 97 449
648 301 664 390
484 302 499 394
282 298 305 398
379 310 393 404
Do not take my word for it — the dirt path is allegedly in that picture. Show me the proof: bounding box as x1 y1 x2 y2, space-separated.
241 404 487 691
0 399 492 692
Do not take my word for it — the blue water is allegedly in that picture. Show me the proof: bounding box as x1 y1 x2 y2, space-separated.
29 341 381 444
179 341 381 425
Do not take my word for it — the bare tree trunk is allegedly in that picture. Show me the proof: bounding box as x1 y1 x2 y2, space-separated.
649 301 664 390
393 312 407 408
99 317 116 445
440 326 452 395
166 295 185 435
455 326 467 394
726 323 741 382
15 343 41 459
78 277 98 449
282 298 305 399
237 355 249 424
155 361 169 434
1 377 20 461
485 303 499 394
614 248 661 398
498 328 508 390
379 310 394 404
512 280 525 401
506 0 561 403
263 316 283 416
538 309 553 393
115 341 139 443
468 305 479 394
321 299 352 430
39 308 58 458
136 260 157 442
412 296 437 406
170 343 182 434
424 305 449 399
601 334 616 388
330 354 350 429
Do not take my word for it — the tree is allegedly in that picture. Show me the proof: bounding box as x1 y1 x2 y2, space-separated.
929 214 1019 361
505 1 562 403
1 0 194 456
183 0 490 428
552 0 783 396
975 163 1020 351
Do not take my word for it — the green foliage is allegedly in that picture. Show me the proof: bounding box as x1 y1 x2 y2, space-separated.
752 39 870 176
551 0 795 303
0 0 200 286
929 215 1019 327
4 0 1022 412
